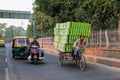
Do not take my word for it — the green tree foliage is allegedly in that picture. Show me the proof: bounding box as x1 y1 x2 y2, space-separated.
5 25 26 42
31 0 120 36
31 10 55 37
26 25 33 37
0 23 7 39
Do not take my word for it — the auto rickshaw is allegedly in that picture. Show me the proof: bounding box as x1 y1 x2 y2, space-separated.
12 36 28 59
0 39 5 47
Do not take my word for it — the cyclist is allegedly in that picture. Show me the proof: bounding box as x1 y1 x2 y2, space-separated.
72 35 86 59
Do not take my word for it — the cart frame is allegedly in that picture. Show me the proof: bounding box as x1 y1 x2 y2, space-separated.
58 50 87 71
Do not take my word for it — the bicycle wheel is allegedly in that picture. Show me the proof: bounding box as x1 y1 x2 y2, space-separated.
79 55 86 71
58 52 64 66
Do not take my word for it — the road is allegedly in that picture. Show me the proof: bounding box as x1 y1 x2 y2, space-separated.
1 43 120 80
0 48 7 80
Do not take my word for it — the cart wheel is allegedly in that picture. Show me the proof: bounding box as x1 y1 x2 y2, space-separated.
78 55 86 71
58 52 64 66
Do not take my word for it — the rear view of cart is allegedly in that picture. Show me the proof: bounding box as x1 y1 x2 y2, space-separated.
54 22 91 71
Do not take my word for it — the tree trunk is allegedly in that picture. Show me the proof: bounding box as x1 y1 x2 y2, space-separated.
105 30 109 48
99 30 102 48
118 19 120 48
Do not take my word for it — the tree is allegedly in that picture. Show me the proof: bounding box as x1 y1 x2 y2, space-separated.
5 25 26 42
0 23 7 39
26 24 33 37
31 10 55 37
32 0 120 32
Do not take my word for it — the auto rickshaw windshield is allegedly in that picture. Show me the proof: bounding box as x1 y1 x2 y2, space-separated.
13 36 28 47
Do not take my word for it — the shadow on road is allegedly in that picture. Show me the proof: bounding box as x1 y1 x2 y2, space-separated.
24 61 45 65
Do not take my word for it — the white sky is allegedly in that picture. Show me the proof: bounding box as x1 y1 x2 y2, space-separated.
0 0 34 30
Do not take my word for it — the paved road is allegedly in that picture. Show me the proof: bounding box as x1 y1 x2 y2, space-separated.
3 43 120 80
0 47 7 80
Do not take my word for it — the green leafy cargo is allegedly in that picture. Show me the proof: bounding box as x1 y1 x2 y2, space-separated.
54 22 91 52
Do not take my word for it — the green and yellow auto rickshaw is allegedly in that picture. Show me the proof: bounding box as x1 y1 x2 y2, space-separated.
0 39 5 47
12 36 28 59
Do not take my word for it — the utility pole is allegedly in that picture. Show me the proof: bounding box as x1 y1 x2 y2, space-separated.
32 20 37 37
10 28 12 41
118 19 120 48
41 13 44 48
41 22 44 48
21 21 23 36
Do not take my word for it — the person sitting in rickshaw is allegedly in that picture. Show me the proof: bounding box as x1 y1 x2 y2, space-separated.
72 35 86 59
22 39 31 57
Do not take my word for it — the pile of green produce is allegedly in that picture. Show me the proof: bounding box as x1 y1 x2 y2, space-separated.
54 22 91 52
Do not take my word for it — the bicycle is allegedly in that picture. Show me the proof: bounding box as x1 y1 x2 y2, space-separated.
74 49 87 71
58 48 87 71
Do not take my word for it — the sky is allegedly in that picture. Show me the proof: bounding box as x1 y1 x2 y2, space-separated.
0 0 34 30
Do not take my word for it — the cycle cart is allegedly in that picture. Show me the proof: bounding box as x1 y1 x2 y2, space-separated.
54 22 91 71
58 49 87 71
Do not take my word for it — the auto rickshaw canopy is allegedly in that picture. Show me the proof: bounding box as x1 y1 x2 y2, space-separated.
0 40 5 44
13 36 28 47
13 36 28 39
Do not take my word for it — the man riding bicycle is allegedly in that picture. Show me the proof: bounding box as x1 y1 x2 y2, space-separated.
72 35 86 59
